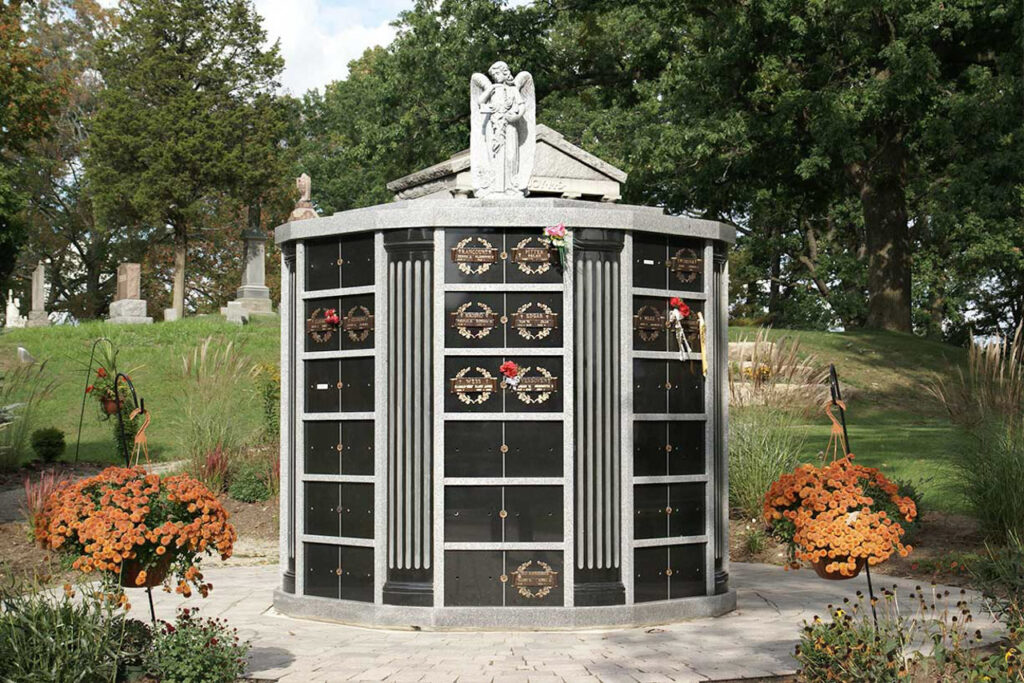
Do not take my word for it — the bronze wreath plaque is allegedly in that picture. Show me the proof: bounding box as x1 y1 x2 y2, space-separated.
510 560 559 599
510 237 556 275
449 302 500 340
667 248 702 283
449 367 499 405
451 237 499 276
509 302 558 341
341 306 374 342
306 308 337 344
508 366 559 405
633 304 666 342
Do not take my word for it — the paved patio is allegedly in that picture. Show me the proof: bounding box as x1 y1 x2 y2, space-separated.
144 562 1002 682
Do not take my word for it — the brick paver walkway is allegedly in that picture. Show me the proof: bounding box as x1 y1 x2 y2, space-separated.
144 563 1001 682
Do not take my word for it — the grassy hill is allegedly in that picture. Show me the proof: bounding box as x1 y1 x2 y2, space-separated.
1 319 968 511
730 327 968 513
0 317 279 465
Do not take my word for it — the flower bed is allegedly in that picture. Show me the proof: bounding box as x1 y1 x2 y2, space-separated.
35 466 236 595
764 455 917 577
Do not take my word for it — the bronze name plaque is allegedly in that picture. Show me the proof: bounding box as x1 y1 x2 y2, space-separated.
451 237 499 276
306 308 337 344
633 305 666 342
510 237 556 275
341 306 374 342
510 302 558 340
510 560 559 599
450 367 498 405
450 302 500 340
667 248 702 283
508 366 559 405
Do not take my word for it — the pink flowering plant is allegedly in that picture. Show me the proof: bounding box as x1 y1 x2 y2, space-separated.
542 223 569 270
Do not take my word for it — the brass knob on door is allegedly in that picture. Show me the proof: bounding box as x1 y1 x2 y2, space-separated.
335 567 343 576
499 574 508 583
336 381 344 389
665 568 674 576
336 443 344 452
336 258 345 266
499 509 508 519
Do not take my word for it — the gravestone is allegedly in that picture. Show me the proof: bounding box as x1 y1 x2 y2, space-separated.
108 263 153 324
26 263 49 328
4 290 26 329
222 209 276 319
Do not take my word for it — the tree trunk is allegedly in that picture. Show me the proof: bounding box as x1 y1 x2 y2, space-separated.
172 226 187 319
858 141 912 333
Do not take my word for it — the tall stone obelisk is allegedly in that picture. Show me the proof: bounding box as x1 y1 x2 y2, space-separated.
26 263 50 328
223 202 275 320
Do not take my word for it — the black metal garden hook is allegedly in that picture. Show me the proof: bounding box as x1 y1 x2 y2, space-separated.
829 363 879 628
74 338 115 464
114 373 143 468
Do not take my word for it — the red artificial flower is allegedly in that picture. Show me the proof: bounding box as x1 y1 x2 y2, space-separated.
499 361 519 378
85 385 94 394
669 298 691 318
669 297 682 309
324 308 340 325
96 367 107 378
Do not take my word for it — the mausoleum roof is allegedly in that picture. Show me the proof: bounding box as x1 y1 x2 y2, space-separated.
386 125 628 202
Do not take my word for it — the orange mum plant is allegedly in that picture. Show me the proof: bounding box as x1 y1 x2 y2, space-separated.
763 455 917 577
35 466 236 596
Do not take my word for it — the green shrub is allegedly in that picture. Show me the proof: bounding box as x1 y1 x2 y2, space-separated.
255 363 280 442
228 449 279 503
728 406 805 519
0 583 123 682
795 600 906 682
145 607 249 683
969 532 1024 635
30 428 65 463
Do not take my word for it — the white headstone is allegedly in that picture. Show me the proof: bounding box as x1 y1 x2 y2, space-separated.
4 290 26 328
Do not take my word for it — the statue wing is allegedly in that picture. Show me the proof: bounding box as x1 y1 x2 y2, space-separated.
470 72 492 194
513 71 536 192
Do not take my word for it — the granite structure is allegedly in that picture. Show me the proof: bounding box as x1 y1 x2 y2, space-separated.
108 263 153 324
26 263 49 328
274 62 735 629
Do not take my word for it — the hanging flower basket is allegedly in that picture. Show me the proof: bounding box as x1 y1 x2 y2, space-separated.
101 398 119 415
120 554 173 588
811 556 866 581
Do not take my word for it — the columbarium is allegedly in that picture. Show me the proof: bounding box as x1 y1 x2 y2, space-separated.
274 62 736 628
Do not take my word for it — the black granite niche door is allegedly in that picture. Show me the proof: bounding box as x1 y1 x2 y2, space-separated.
445 228 503 285
505 229 563 285
445 421 503 478
305 297 341 352
444 486 502 542
337 293 376 352
668 483 705 537
503 486 563 542
504 421 562 477
504 356 564 414
305 421 374 476
305 359 375 413
668 543 706 599
634 546 669 603
303 543 374 602
305 482 340 537
505 292 563 349
666 236 705 293
668 421 705 476
444 292 505 349
338 483 374 539
444 551 503 606
304 234 375 291
504 550 564 607
632 296 669 352
668 361 704 414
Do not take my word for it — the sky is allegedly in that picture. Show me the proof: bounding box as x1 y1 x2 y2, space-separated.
96 1 531 95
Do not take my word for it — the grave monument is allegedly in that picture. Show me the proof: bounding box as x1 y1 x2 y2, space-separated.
273 62 735 629
4 290 26 329
108 263 153 324
26 263 49 328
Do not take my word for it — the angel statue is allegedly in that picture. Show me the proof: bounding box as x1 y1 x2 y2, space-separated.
470 62 536 198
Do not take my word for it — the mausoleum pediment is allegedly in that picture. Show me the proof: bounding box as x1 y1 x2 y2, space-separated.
386 124 627 203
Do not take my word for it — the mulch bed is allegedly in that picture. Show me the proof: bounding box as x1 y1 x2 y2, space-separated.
730 510 986 586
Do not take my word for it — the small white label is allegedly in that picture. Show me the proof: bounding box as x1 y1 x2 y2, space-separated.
315 383 329 390
643 259 655 265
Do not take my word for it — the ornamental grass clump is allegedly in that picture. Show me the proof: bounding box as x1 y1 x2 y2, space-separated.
765 455 917 576
35 466 236 595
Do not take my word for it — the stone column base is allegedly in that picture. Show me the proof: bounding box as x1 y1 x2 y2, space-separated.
163 308 179 322
224 301 249 325
108 299 153 324
26 310 49 327
220 297 275 317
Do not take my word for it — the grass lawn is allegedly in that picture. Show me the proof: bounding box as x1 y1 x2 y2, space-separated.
1 318 970 513
729 327 969 514
0 316 279 466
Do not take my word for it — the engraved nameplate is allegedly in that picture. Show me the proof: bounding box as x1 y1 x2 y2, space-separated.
450 246 499 263
516 375 559 393
511 246 555 264
633 305 666 342
509 302 558 340
449 367 499 405
510 560 559 599
341 306 374 342
450 302 500 340
667 248 702 283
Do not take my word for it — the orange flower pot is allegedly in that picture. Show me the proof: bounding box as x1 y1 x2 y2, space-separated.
812 556 866 581
120 555 172 588
101 398 119 415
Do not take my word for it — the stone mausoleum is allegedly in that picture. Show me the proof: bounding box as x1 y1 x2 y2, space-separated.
274 63 736 628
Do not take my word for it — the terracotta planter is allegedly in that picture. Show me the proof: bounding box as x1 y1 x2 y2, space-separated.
812 556 866 580
120 555 172 588
101 398 119 415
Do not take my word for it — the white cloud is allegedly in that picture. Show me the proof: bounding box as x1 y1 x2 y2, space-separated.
254 0 400 95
